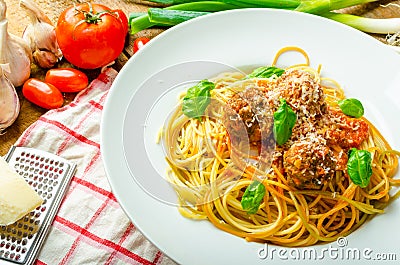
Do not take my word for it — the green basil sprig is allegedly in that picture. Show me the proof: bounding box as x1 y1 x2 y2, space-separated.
273 99 297 145
182 80 215 120
347 148 372 188
241 180 266 214
338 98 364 118
246 66 285 79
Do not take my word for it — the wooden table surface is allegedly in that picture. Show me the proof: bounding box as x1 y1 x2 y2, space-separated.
1 0 399 156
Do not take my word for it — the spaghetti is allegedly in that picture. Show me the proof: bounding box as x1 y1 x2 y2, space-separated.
162 47 400 247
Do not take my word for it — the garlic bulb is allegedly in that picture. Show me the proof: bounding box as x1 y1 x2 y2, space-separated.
0 0 32 87
20 0 62 68
0 64 20 133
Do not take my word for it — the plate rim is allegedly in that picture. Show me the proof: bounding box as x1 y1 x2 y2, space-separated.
101 8 400 265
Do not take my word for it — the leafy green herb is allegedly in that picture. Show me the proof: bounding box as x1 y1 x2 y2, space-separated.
246 66 285 79
182 80 215 120
347 148 372 188
338 98 364 118
241 180 266 214
273 99 297 145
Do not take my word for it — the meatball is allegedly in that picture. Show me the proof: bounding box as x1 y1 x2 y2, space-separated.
283 135 336 189
325 107 369 149
224 87 273 146
276 69 326 118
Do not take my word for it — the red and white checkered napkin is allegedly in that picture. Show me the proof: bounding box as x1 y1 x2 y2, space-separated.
14 68 176 265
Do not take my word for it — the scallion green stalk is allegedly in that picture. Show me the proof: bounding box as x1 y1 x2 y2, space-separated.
219 0 300 8
146 0 205 4
130 0 396 36
147 0 301 9
295 0 377 13
130 1 239 34
322 12 400 34
165 1 239 11
130 15 155 35
129 12 146 25
148 8 210 25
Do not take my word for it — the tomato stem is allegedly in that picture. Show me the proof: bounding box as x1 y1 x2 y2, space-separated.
72 3 119 40
74 3 110 24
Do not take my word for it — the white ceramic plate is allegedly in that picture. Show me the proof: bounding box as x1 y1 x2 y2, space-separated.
101 9 400 265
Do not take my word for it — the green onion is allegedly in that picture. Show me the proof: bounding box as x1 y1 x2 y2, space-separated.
130 1 239 34
322 12 400 34
164 1 239 12
147 0 299 7
130 15 155 35
220 0 300 8
130 0 396 36
146 0 205 4
295 0 377 14
148 8 210 25
128 12 146 25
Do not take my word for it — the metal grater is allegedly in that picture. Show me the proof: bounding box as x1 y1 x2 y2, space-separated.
0 146 76 265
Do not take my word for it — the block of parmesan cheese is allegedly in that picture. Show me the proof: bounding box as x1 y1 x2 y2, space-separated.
0 156 43 226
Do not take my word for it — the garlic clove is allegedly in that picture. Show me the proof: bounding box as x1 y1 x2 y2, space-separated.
0 0 32 87
20 0 62 67
23 16 61 58
33 49 58 68
0 64 20 133
5 33 32 86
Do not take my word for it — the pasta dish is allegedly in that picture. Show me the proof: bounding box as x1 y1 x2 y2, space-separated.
161 47 400 247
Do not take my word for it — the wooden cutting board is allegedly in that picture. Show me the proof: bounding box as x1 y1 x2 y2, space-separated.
1 0 399 156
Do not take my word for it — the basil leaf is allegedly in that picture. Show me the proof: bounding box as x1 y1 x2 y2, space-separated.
347 148 372 188
338 98 364 118
246 66 285 79
273 99 297 145
241 180 266 214
182 80 215 120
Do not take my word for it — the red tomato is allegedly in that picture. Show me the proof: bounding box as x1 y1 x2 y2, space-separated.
45 68 89 93
56 3 127 69
133 37 150 54
22 78 64 109
113 9 128 34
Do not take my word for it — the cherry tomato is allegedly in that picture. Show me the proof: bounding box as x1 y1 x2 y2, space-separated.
22 78 64 109
133 37 150 54
56 3 127 69
45 68 89 93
